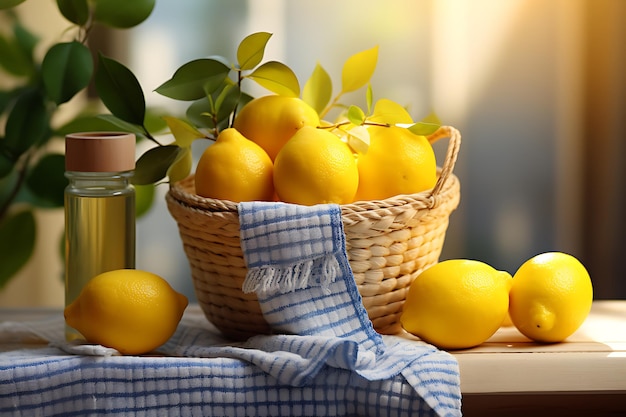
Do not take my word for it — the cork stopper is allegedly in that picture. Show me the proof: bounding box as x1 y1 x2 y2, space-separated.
65 132 135 172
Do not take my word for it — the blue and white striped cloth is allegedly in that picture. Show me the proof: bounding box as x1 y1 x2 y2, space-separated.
0 202 461 416
239 202 460 414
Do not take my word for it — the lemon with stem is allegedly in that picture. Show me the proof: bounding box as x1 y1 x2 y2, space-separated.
273 126 358 205
195 128 274 202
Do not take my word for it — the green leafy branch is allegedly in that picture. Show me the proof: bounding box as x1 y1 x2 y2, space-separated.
94 32 301 186
95 32 442 187
300 45 441 153
0 0 155 287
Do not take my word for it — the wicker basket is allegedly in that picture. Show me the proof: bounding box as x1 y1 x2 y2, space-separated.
166 126 461 340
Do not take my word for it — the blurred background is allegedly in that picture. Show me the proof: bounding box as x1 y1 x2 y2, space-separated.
1 0 624 306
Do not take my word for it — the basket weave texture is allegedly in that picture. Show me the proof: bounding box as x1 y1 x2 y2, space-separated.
166 126 461 340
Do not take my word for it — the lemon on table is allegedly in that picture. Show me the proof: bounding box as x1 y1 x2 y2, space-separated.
64 269 188 355
195 128 274 202
509 252 593 343
354 125 437 201
233 95 320 161
273 125 359 205
401 259 513 350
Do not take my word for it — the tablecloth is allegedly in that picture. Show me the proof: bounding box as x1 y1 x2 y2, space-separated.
0 202 461 416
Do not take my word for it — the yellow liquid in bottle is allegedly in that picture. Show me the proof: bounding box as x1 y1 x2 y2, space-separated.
64 190 135 340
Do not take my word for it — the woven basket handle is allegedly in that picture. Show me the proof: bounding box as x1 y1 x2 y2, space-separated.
426 126 462 197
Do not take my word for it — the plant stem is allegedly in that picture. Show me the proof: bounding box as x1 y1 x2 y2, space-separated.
230 71 244 127
317 120 390 130
139 125 164 146
0 149 34 223
319 92 345 119
317 121 351 130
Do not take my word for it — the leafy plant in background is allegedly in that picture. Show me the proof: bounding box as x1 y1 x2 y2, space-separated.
0 1 440 291
0 0 156 288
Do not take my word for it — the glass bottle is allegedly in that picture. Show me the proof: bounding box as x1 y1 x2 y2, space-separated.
64 132 136 340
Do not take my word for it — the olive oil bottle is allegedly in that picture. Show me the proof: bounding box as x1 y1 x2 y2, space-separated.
64 132 136 340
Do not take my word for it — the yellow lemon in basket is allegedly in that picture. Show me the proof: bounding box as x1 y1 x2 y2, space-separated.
273 125 359 205
509 252 593 343
195 128 274 202
354 126 437 201
233 95 320 161
64 269 188 355
401 259 513 350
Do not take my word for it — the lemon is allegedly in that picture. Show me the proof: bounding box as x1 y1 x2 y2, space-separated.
509 252 593 343
233 95 320 161
64 269 188 355
401 259 513 350
273 126 359 205
195 128 274 202
354 126 437 201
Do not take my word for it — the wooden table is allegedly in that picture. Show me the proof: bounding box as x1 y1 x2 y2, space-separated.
1 301 625 416
454 300 626 416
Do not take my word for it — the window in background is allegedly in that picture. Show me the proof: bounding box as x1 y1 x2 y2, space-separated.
581 0 626 299
126 0 623 301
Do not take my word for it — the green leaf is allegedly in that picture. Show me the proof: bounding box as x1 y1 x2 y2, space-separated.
13 22 38 63
4 90 49 158
143 107 169 135
56 0 89 25
0 0 26 10
303 62 332 115
237 32 272 71
366 84 373 114
0 35 18 75
406 121 440 136
186 98 215 129
0 209 35 288
421 111 442 126
0 87 28 119
55 114 127 136
213 82 232 114
370 98 413 125
155 59 230 101
0 90 11 113
95 114 146 137
95 54 146 126
346 105 366 126
0 166 16 201
132 145 182 185
25 153 66 207
406 112 442 136
341 45 379 93
214 83 241 125
166 146 192 183
93 0 155 28
247 61 300 97
163 116 205 148
0 29 34 77
186 89 250 131
134 184 155 217
0 152 13 178
42 41 93 105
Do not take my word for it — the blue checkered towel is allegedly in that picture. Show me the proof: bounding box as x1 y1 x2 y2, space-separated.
236 201 461 414
0 202 461 417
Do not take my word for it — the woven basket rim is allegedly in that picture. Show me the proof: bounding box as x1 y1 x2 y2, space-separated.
165 125 462 339
168 125 462 215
